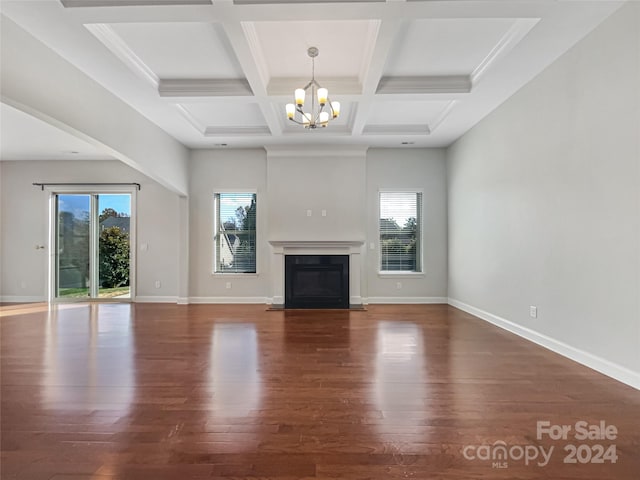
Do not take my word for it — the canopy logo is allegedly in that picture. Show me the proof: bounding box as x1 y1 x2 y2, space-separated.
462 420 618 469
462 441 553 469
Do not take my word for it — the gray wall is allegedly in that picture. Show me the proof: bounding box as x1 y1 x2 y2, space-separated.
188 147 449 302
0 160 181 301
446 3 640 382
366 149 448 302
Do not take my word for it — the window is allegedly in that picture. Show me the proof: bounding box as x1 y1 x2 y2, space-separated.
214 193 257 273
379 191 422 272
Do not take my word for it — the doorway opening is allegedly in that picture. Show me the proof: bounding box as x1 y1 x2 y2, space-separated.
52 191 134 301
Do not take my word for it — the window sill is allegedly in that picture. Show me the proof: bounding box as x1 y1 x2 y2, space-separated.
212 272 259 277
378 271 425 278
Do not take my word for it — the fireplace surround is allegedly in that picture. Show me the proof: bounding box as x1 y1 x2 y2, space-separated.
268 240 364 308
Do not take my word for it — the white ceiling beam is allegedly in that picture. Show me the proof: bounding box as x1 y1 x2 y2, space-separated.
205 126 271 136
63 1 550 25
159 79 253 97
268 77 362 97
350 15 403 136
220 20 282 136
376 76 472 95
61 0 212 7
363 124 430 136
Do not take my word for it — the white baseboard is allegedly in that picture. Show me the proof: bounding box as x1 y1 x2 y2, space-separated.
177 297 189 305
448 298 640 391
0 295 47 303
135 296 178 303
189 296 268 304
366 296 448 304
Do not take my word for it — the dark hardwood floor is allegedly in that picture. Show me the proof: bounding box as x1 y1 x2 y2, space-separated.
1 303 639 479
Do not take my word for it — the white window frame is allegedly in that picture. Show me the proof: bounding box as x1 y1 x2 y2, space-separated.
213 190 258 276
46 185 137 302
378 188 424 277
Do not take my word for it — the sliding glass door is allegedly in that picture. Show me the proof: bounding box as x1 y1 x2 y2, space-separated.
55 193 132 300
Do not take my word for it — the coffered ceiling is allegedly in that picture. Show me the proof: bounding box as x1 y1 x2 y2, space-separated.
0 0 625 154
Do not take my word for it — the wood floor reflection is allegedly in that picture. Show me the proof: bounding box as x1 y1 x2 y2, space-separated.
1 303 639 479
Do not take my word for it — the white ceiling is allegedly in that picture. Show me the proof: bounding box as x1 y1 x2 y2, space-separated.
0 0 626 157
0 103 114 161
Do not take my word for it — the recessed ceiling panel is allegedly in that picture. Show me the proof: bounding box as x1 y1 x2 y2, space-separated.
183 102 267 127
248 20 378 80
367 100 452 126
384 18 519 77
108 23 244 79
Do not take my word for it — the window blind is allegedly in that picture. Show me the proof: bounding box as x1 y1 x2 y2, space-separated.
215 193 257 273
379 191 422 272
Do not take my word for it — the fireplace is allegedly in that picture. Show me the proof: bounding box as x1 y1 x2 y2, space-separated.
268 240 364 307
285 255 349 309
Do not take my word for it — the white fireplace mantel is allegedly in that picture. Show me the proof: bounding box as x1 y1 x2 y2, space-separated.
268 240 365 306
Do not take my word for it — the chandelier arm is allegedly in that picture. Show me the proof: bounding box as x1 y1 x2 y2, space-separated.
327 98 335 116
287 46 335 129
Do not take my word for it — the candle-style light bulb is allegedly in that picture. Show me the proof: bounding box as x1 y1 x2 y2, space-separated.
295 89 305 107
286 103 295 120
331 101 340 119
317 88 328 106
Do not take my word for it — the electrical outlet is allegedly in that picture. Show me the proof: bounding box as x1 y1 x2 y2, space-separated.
396 282 402 289
306 209 312 217
155 280 161 289
321 209 327 217
226 282 232 289
530 306 537 318
369 242 375 250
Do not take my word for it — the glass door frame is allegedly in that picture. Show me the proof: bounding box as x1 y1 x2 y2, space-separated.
47 185 137 303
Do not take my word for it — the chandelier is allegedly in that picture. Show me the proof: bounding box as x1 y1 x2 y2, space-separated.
286 47 340 129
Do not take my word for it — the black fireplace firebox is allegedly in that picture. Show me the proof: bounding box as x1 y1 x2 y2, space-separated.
285 255 349 309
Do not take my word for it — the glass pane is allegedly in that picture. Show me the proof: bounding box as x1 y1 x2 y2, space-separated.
215 193 257 273
98 194 131 299
379 192 421 272
57 194 90 298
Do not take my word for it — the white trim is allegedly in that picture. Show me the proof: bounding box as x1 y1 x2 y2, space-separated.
378 272 425 278
204 126 271 136
46 186 137 303
268 240 364 252
0 296 47 303
177 297 189 305
365 296 447 304
84 24 159 89
448 298 640 391
362 125 430 136
376 75 471 94
471 18 540 85
135 296 178 303
378 189 424 274
265 145 369 158
175 104 206 135
189 296 268 304
241 21 270 87
159 79 253 97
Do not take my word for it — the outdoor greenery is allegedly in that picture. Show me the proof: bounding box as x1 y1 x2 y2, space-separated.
380 216 418 271
57 207 130 292
99 225 130 288
59 287 130 298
